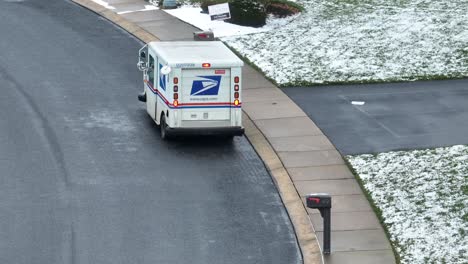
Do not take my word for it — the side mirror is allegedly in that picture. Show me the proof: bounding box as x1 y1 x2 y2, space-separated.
140 51 146 59
137 61 148 72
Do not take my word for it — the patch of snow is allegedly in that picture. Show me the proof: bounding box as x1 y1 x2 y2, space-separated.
347 145 468 264
164 6 299 38
90 0 158 14
117 5 158 15
90 0 115 10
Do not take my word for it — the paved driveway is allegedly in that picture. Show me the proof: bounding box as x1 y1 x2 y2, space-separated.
283 79 468 155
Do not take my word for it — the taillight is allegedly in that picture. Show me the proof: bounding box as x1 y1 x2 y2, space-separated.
173 82 179 105
202 63 211 68
234 78 240 105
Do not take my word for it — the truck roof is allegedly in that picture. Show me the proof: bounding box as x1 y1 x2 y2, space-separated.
148 41 244 67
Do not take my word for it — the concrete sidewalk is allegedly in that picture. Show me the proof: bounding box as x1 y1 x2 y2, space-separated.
72 1 396 263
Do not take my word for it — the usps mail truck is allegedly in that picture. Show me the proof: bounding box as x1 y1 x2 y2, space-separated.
137 41 244 139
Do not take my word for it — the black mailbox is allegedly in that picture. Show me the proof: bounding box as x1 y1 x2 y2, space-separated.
193 31 215 41
306 193 332 255
306 193 332 208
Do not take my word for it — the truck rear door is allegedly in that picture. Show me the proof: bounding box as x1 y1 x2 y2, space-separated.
180 68 231 121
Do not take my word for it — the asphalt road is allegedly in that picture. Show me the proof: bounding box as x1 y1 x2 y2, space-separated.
0 1 301 263
283 79 468 155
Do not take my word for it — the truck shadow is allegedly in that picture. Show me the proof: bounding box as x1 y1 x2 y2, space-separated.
139 109 238 149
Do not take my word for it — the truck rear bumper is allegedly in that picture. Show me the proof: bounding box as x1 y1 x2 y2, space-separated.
166 126 244 136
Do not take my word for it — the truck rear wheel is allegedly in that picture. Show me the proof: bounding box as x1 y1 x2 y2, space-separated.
160 115 168 140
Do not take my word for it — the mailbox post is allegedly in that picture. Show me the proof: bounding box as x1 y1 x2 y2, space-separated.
306 193 332 254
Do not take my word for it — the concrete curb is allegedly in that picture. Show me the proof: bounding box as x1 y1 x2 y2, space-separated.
71 1 323 263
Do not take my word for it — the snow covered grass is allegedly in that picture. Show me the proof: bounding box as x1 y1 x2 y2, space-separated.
222 0 468 86
347 145 468 264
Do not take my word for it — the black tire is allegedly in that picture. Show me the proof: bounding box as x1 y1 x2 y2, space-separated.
160 115 168 140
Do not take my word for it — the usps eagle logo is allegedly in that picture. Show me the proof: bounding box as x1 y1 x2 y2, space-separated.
190 76 222 96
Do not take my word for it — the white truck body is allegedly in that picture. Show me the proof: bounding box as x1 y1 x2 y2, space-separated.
138 41 244 138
